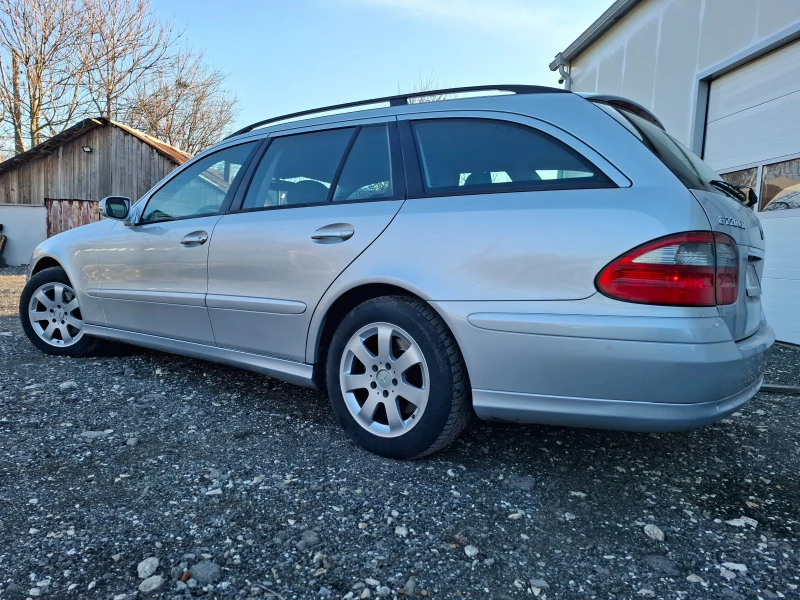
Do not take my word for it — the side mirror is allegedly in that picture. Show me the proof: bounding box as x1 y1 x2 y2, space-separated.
737 186 759 208
99 196 131 220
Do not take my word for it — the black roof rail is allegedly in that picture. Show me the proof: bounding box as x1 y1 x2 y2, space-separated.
226 84 569 139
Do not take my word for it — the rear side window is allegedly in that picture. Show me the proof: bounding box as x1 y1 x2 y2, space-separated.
411 119 610 193
242 128 353 209
609 106 722 195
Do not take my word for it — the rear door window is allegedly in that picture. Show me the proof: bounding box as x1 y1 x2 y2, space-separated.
411 118 611 194
241 128 354 209
333 125 393 201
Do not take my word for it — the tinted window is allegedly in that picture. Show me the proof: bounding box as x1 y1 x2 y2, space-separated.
142 142 257 223
333 126 392 201
612 107 726 197
411 119 608 193
242 128 353 209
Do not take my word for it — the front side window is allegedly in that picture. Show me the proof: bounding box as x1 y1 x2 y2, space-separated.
760 158 800 212
141 142 257 223
241 128 354 210
411 119 609 193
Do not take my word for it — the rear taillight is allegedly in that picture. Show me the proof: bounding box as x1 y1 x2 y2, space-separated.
596 232 739 307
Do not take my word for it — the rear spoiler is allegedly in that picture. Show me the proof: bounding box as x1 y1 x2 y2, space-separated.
579 94 666 131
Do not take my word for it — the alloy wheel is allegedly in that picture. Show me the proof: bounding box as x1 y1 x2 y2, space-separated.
27 282 85 347
339 322 430 438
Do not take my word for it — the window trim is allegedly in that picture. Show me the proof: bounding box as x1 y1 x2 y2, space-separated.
400 117 617 200
135 139 263 226
230 121 405 215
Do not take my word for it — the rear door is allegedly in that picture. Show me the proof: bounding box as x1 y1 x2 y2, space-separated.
206 118 404 361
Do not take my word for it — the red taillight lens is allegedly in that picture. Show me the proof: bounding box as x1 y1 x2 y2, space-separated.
596 232 738 307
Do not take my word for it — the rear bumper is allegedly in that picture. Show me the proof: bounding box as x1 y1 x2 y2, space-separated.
472 375 763 432
432 299 775 432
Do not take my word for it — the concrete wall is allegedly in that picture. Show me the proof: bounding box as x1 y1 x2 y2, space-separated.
0 204 46 266
567 0 800 148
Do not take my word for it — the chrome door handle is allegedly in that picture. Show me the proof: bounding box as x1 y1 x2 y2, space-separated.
180 232 209 246
312 223 354 243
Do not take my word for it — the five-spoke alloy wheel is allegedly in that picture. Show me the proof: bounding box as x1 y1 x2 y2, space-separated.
326 296 471 459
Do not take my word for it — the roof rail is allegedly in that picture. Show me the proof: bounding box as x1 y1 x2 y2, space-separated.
226 84 568 139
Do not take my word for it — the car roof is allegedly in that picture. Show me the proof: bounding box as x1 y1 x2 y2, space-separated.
223 85 568 144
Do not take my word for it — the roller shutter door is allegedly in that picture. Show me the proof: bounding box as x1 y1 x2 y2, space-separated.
705 40 800 345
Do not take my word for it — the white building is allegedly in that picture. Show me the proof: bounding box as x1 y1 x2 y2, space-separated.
551 0 800 345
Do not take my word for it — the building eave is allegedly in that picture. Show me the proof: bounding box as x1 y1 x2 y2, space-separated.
0 118 192 176
549 0 643 70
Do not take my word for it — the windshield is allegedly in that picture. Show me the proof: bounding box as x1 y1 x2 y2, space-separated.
603 104 729 197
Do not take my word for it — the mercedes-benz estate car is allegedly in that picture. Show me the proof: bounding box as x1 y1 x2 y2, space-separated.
19 84 774 458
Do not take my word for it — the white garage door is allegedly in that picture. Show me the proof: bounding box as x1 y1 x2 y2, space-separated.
705 40 800 346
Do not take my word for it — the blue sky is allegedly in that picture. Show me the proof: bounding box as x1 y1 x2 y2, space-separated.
154 0 613 130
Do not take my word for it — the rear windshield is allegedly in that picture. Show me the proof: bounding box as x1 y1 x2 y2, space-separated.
597 103 728 197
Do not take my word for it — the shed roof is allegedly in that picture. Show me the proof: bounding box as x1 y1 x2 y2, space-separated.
0 117 192 175
549 0 643 71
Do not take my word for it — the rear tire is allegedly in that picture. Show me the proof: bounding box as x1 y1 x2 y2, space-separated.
326 296 471 459
19 267 100 357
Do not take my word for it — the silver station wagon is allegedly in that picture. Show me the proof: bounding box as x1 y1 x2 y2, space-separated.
20 85 775 458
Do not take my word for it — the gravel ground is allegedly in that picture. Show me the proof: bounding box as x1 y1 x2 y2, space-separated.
1 266 798 600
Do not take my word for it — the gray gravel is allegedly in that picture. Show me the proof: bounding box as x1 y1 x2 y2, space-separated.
1 266 798 599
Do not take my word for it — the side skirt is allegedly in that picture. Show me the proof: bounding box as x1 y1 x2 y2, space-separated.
83 324 316 388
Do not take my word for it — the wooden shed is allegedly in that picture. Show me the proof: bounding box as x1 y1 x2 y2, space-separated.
0 117 191 238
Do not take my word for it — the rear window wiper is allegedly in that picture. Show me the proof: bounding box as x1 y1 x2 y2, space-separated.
710 179 746 203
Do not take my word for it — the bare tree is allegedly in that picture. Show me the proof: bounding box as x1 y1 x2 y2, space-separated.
0 0 89 152
83 0 178 120
399 74 454 103
0 0 237 157
122 47 239 154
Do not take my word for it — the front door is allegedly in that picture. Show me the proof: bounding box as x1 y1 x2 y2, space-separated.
207 120 404 361
97 141 259 343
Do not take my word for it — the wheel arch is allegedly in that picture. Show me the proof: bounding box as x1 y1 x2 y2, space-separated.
308 281 464 391
31 255 66 277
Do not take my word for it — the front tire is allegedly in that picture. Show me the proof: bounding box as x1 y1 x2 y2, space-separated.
19 267 100 357
326 296 471 459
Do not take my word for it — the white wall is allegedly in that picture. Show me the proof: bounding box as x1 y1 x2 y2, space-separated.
0 204 46 266
759 211 800 344
568 0 800 148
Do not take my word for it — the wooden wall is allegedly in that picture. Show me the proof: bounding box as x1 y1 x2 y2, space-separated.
45 199 100 238
0 125 179 206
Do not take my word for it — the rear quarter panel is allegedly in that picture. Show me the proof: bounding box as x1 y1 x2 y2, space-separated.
306 97 715 362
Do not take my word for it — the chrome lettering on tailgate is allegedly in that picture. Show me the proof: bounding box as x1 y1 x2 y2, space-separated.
718 215 746 229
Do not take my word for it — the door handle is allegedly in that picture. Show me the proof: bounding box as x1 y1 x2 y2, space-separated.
180 232 209 246
311 223 354 243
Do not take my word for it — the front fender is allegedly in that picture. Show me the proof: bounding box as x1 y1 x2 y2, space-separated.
29 219 118 326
